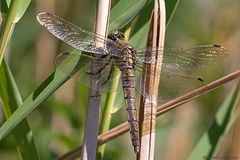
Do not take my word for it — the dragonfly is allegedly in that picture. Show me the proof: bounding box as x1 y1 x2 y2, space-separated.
37 12 228 153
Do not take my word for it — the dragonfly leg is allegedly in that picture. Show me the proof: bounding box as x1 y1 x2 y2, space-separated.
100 64 114 86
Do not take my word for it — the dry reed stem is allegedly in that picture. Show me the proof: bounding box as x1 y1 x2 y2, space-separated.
82 0 111 159
138 0 166 159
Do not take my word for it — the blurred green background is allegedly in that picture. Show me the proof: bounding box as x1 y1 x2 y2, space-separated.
0 0 240 159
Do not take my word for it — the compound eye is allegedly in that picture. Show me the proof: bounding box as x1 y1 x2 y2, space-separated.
107 32 116 40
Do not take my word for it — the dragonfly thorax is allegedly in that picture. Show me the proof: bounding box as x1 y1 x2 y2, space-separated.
115 46 137 71
107 31 137 69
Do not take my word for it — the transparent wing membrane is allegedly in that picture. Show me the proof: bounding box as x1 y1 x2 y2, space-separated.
38 12 229 104
157 69 205 103
134 61 205 104
137 45 228 71
55 51 122 93
37 12 126 57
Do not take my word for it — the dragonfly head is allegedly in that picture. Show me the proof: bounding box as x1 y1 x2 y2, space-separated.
108 30 125 42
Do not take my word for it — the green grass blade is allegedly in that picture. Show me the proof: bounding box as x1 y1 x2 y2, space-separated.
189 82 240 159
129 0 179 48
0 59 39 160
97 67 122 159
165 0 180 27
109 0 151 31
0 50 81 141
128 2 153 48
0 60 22 117
0 0 31 64
1 0 8 14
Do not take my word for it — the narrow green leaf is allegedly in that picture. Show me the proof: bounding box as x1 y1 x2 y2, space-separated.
129 0 179 48
0 50 81 141
97 67 122 158
109 0 151 31
0 59 39 160
0 0 31 64
189 82 240 159
1 0 9 14
165 0 181 27
128 1 153 48
10 0 31 23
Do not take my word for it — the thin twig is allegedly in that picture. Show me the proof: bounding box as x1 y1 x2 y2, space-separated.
56 68 240 160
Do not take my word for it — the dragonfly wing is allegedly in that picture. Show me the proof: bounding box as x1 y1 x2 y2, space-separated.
134 44 228 104
134 64 205 104
157 68 204 104
136 45 228 72
55 51 122 93
37 12 125 57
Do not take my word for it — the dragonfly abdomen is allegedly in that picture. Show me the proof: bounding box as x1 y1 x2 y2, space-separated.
121 68 140 153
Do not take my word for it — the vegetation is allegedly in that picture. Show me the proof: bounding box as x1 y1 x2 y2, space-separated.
0 0 240 159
